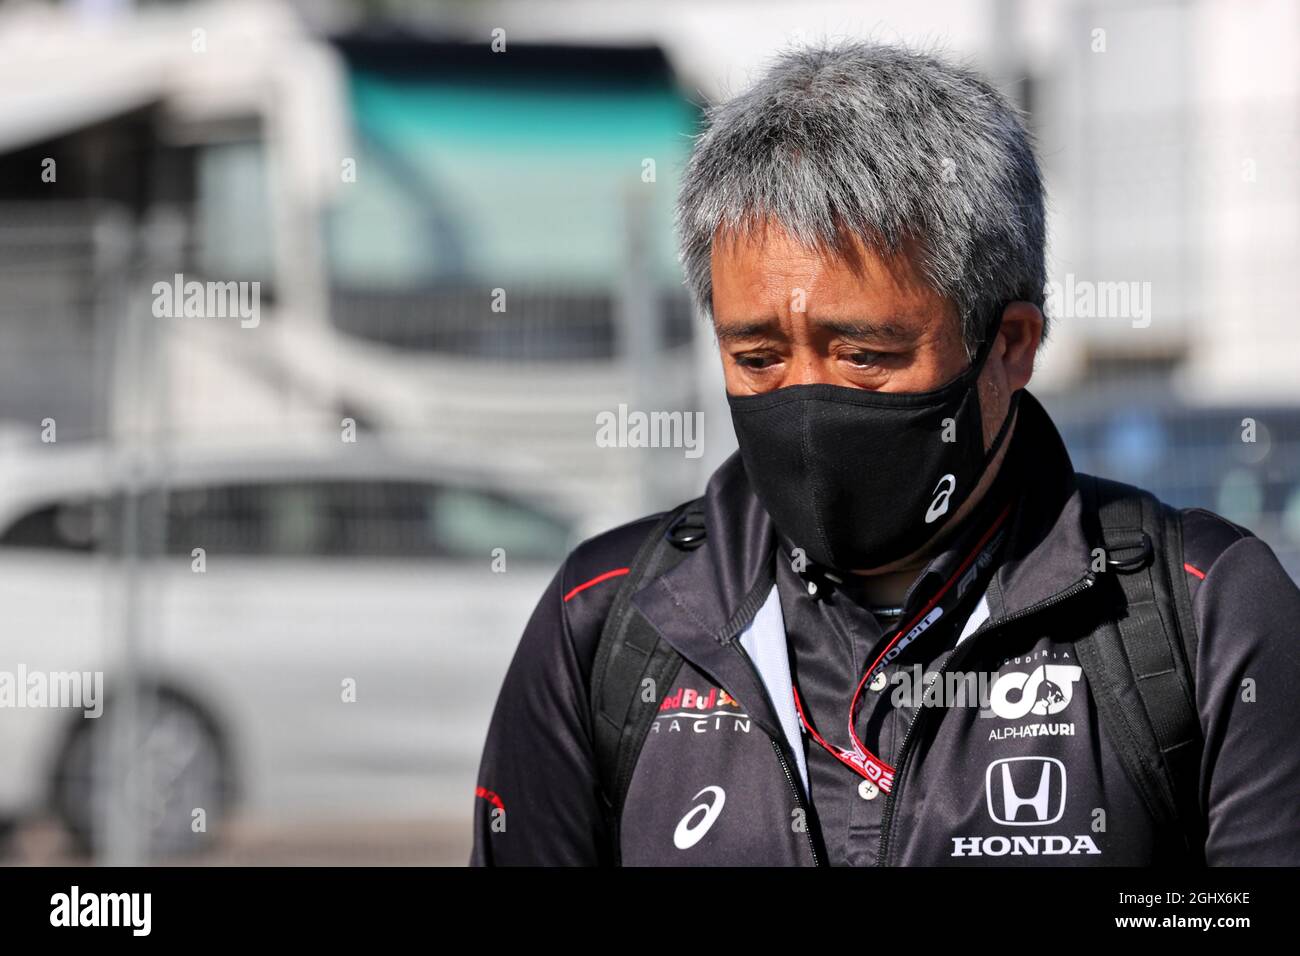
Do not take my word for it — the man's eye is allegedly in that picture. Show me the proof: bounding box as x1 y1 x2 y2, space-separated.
735 353 777 370
844 351 884 368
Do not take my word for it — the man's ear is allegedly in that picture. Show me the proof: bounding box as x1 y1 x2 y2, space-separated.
997 301 1044 391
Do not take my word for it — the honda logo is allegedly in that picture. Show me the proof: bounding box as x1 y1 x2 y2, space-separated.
985 757 1066 826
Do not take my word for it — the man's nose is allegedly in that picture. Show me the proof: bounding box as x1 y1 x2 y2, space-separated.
785 349 836 387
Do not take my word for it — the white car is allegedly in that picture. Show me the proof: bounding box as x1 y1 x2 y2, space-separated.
0 439 575 858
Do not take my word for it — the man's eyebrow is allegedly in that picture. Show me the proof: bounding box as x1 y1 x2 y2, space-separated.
816 318 918 343
712 317 919 343
713 319 781 342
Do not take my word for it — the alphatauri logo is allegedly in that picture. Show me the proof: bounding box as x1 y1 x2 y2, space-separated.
989 664 1083 720
926 474 956 523
673 786 726 850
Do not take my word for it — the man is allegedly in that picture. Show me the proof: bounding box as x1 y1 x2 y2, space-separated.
470 42 1300 866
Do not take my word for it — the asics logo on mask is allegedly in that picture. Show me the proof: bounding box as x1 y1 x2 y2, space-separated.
926 474 957 524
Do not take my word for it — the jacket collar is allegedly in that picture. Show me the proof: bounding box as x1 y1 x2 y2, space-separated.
983 390 1095 621
631 388 1094 736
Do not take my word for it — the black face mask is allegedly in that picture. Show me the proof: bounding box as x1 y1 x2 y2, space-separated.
726 316 1018 572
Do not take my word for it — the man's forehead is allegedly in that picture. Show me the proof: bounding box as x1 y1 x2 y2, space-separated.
711 218 926 272
711 222 950 315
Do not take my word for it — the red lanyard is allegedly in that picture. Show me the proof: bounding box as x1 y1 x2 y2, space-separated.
791 501 1012 794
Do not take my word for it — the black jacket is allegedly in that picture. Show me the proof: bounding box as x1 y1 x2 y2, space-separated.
470 391 1300 865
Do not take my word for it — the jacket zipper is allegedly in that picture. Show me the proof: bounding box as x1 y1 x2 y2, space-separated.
732 642 821 866
770 737 821 866
874 570 1098 867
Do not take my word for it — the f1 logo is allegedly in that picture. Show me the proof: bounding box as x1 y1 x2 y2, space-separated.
985 757 1066 826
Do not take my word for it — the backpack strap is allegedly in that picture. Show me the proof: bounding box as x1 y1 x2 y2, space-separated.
1075 473 1205 863
589 497 705 861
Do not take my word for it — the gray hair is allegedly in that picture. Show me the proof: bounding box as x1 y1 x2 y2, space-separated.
676 41 1047 356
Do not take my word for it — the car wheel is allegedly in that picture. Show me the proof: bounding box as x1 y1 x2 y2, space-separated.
52 688 232 860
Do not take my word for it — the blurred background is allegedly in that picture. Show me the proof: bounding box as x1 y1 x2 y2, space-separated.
0 0 1295 865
